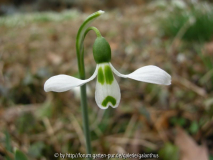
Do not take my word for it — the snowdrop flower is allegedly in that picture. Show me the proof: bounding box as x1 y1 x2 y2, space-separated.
44 36 171 109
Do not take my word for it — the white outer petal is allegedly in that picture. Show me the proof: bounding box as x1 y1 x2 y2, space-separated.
95 63 121 109
110 63 171 85
44 66 98 92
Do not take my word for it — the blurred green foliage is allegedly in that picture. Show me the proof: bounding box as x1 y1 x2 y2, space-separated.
189 121 199 134
170 117 200 135
15 113 36 134
5 132 13 160
4 132 28 160
158 143 179 160
160 3 213 41
28 142 45 159
0 10 79 27
170 117 186 126
15 150 28 160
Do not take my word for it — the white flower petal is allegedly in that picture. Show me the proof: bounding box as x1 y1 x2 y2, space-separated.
44 66 98 92
109 63 127 78
110 63 171 85
95 63 121 109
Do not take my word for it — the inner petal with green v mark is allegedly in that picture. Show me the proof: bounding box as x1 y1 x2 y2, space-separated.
101 96 116 107
95 63 121 109
104 65 114 84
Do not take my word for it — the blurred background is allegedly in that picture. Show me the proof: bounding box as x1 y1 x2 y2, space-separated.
0 0 213 160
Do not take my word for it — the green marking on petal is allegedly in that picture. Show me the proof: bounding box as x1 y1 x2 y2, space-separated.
102 96 116 107
104 65 114 84
98 67 104 84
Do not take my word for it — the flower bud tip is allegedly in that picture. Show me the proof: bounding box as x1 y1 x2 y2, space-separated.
98 10 105 14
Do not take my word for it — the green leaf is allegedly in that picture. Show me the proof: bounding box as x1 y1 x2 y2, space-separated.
5 131 13 160
189 121 199 134
36 101 53 119
15 150 28 160
170 117 186 126
28 142 45 158
159 143 179 160
15 113 35 134
5 131 13 152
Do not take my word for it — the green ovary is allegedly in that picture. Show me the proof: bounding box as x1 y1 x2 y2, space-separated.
102 96 116 107
104 65 114 84
98 67 105 84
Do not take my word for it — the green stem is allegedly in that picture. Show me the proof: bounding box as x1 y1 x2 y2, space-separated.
84 27 102 38
80 84 92 155
75 11 104 158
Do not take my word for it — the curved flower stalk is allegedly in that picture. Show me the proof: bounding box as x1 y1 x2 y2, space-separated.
76 10 104 78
